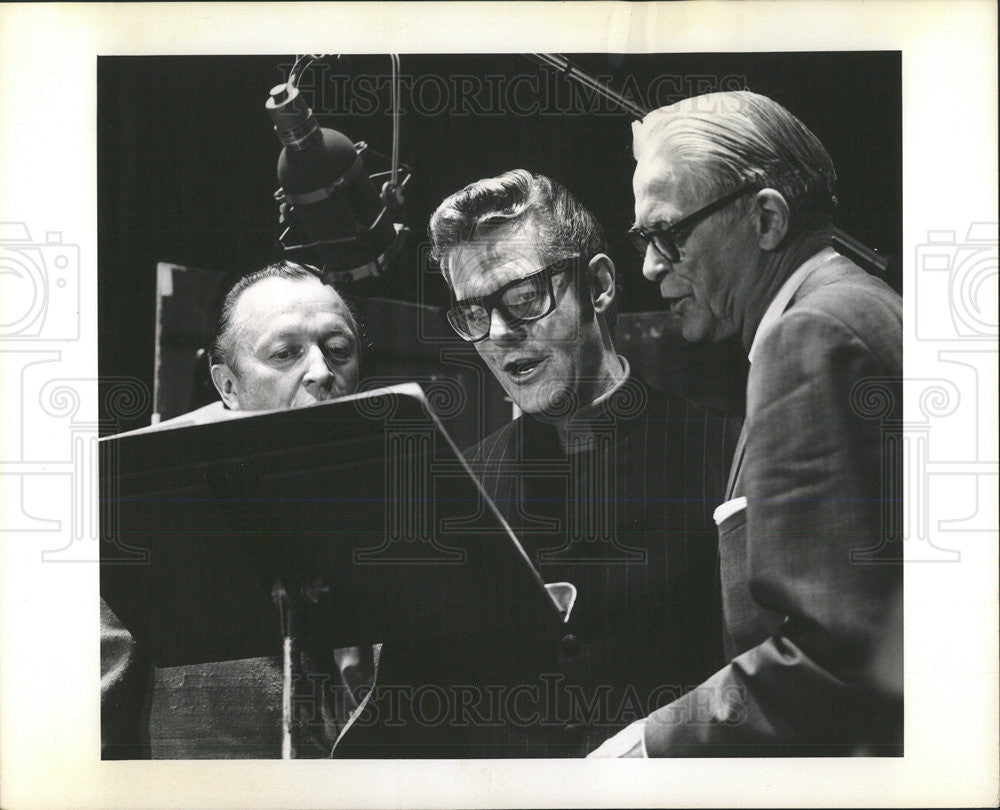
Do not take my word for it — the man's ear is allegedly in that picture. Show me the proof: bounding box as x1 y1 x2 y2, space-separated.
210 363 242 410
753 188 791 251
588 253 616 316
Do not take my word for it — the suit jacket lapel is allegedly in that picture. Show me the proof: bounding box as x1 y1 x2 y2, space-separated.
725 422 748 500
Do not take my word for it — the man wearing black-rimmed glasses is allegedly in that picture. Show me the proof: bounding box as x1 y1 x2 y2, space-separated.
590 91 903 757
435 176 624 422
347 169 739 757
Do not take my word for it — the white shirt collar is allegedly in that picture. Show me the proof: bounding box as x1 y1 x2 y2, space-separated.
747 247 839 363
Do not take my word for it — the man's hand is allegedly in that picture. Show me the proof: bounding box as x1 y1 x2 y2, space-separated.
586 719 647 757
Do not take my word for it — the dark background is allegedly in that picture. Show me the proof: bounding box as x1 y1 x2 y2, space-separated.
98 52 902 434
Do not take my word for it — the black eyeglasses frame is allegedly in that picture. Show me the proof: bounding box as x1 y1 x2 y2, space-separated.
628 184 760 263
440 255 584 343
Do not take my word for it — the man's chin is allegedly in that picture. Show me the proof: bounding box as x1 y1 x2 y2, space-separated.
508 388 579 422
679 317 721 344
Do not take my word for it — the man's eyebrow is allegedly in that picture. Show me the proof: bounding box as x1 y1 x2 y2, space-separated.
454 276 526 306
635 216 675 231
631 212 666 228
322 327 354 340
259 325 356 346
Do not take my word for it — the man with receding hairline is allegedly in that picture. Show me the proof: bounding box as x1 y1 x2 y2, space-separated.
101 260 368 758
208 261 361 411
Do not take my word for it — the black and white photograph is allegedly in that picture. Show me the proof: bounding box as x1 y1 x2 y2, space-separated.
96 49 904 762
0 3 996 808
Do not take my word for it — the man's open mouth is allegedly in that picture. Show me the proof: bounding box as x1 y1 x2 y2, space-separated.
664 295 691 313
503 357 545 380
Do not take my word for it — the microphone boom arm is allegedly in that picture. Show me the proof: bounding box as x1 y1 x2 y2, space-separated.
526 53 891 277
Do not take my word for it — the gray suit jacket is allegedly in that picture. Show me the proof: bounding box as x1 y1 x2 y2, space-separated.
644 255 903 756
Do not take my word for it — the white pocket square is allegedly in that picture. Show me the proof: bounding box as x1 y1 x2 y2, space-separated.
713 496 747 526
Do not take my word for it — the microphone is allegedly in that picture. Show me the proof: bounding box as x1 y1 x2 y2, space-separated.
266 81 408 283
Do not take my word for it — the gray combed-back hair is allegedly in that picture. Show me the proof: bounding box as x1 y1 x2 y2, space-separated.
632 91 838 232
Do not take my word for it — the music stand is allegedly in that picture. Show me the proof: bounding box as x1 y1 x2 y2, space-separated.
101 384 563 755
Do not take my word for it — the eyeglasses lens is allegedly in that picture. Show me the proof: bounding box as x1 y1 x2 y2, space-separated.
632 231 678 263
502 275 549 320
447 304 489 340
445 262 561 341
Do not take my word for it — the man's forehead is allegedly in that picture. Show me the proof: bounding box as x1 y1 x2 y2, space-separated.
634 154 681 197
633 156 687 221
448 226 546 295
233 276 352 334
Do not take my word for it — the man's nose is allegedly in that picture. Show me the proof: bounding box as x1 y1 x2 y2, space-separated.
487 306 524 344
642 243 671 282
302 344 334 388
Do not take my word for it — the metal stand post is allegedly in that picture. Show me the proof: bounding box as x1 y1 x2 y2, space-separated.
272 580 296 760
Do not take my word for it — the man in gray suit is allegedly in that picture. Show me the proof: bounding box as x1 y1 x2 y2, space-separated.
591 91 903 756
